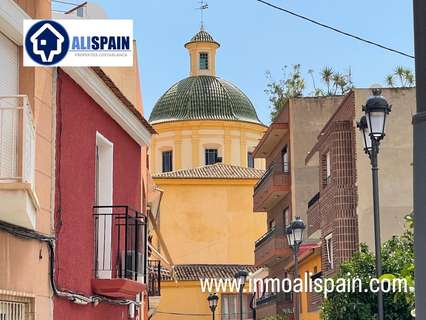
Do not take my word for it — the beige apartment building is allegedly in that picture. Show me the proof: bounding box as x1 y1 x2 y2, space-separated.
252 96 343 318
0 0 54 319
306 88 415 275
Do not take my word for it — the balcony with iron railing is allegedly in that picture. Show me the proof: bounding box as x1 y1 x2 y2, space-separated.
254 226 291 267
92 206 148 299
255 292 293 319
253 163 290 212
147 260 162 316
0 95 38 229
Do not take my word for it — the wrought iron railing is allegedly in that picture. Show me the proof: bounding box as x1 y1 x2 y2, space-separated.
0 95 35 185
93 206 148 282
148 260 161 296
256 291 293 306
255 226 277 248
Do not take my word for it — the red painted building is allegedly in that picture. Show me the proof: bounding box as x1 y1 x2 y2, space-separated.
53 67 156 319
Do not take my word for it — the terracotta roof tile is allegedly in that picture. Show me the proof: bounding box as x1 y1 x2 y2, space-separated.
161 264 258 281
153 163 265 179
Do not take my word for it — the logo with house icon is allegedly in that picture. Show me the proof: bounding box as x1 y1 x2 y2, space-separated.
25 20 69 66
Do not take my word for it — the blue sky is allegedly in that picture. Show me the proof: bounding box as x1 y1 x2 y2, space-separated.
67 0 414 124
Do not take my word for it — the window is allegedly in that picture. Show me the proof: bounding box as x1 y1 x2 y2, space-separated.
199 52 209 70
162 150 173 172
247 152 254 168
283 208 290 226
326 151 331 184
325 233 334 269
221 294 253 320
282 146 289 173
205 148 218 165
0 296 33 320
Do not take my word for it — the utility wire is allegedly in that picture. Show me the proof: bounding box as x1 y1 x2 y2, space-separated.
52 0 80 5
255 0 414 59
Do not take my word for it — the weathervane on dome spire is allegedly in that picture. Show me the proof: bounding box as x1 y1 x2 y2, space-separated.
197 0 208 31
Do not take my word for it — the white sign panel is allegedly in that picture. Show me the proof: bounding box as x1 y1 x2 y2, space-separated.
23 19 133 67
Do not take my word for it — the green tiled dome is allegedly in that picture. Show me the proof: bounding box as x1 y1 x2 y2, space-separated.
185 30 220 47
149 76 261 124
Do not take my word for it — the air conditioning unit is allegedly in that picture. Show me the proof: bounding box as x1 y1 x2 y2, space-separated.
121 251 145 282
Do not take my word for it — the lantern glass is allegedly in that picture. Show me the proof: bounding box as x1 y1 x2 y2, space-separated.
293 227 304 244
362 122 372 151
235 270 248 286
286 226 295 246
367 110 386 138
208 295 218 308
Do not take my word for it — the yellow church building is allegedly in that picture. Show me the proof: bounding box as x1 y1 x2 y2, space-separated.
149 27 267 319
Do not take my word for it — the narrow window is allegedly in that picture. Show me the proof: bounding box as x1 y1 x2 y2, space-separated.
162 150 173 172
283 208 290 226
325 233 334 269
95 132 113 279
268 219 276 230
326 151 331 184
199 52 209 70
247 152 254 168
205 149 218 165
282 146 289 173
222 294 253 320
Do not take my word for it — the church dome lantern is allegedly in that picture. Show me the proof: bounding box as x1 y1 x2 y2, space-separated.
149 27 262 125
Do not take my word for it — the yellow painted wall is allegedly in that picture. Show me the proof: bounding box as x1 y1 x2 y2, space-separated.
299 253 321 320
186 41 219 77
155 281 240 320
151 120 266 173
155 281 211 320
153 179 266 264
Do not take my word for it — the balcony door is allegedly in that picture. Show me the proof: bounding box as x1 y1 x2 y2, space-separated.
95 132 113 279
0 31 19 180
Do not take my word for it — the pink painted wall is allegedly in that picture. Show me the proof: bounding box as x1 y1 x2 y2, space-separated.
54 69 143 319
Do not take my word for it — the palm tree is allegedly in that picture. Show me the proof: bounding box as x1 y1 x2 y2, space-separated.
386 67 415 87
332 73 347 95
321 67 333 95
395 66 406 87
308 68 317 91
403 68 415 87
385 74 395 88
314 88 325 96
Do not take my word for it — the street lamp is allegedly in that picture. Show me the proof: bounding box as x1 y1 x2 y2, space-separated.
357 88 391 320
286 217 305 320
235 269 248 320
207 293 219 320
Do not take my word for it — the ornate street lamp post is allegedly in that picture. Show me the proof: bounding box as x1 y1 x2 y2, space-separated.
357 88 391 320
286 217 305 320
235 269 248 320
207 293 219 320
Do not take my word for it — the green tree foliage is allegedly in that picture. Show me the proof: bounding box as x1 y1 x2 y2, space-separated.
265 65 352 120
265 64 305 120
321 215 415 320
386 66 415 88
